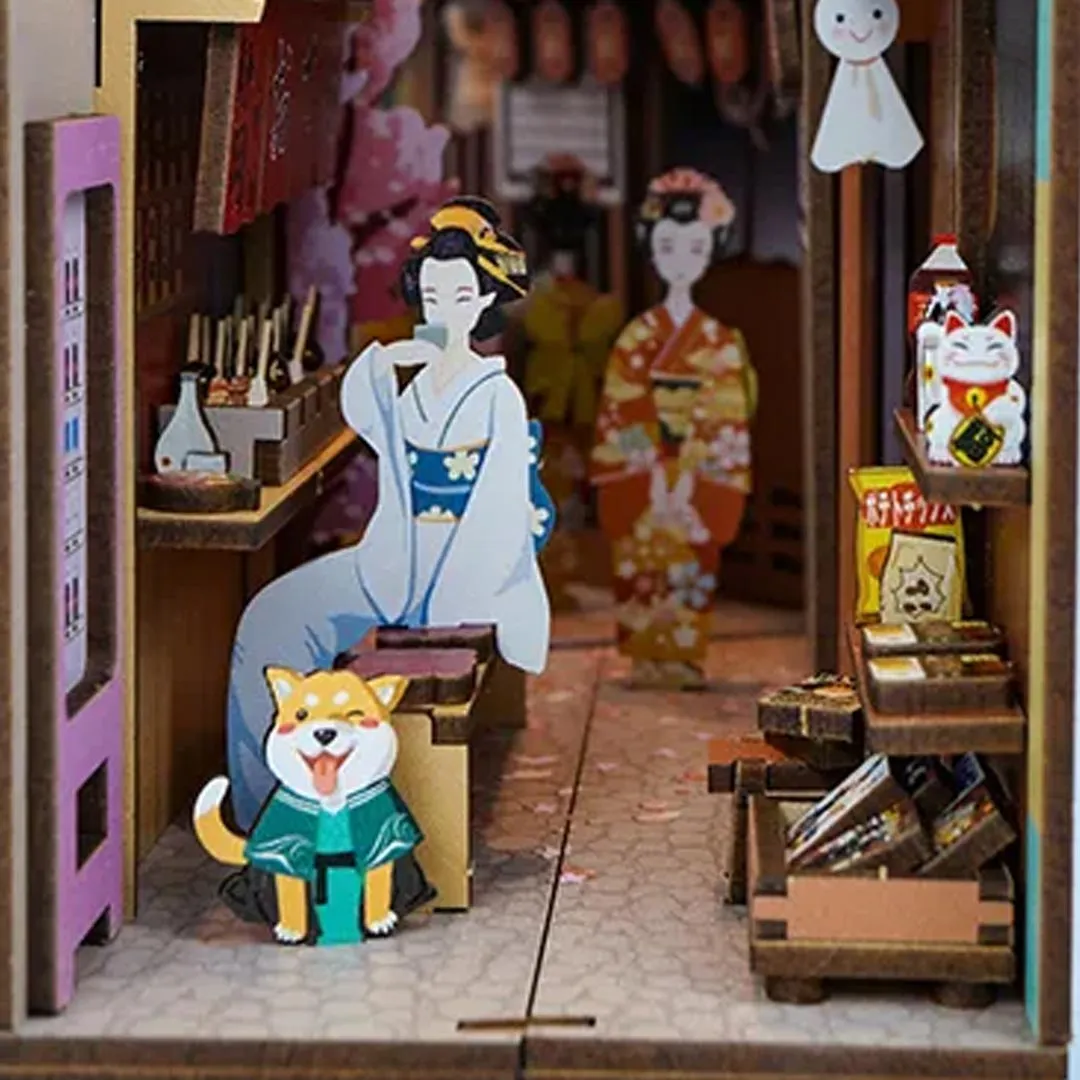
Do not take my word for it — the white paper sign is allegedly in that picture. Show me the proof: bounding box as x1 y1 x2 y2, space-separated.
810 0 924 172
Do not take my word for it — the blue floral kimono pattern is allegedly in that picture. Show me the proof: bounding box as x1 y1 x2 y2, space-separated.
406 417 555 551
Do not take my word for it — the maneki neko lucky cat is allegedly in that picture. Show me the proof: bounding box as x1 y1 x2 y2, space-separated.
923 309 1027 468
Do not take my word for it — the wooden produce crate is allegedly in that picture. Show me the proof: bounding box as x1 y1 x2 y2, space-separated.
747 796 1015 1007
157 364 346 486
707 736 850 905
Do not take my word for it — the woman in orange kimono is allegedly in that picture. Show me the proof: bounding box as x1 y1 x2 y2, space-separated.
590 169 757 688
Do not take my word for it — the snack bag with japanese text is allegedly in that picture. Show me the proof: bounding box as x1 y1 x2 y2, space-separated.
848 466 965 624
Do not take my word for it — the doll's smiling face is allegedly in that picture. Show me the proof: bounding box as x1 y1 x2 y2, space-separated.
419 256 495 345
814 0 898 62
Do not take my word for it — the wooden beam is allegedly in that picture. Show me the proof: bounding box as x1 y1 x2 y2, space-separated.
800 0 839 671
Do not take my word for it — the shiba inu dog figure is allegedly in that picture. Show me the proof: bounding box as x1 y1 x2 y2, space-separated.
194 667 422 945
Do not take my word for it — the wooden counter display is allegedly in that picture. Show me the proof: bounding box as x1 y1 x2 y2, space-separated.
847 627 1026 756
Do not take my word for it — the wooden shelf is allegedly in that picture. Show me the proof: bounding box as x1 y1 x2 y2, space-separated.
137 430 360 551
847 626 1026 755
894 408 1031 508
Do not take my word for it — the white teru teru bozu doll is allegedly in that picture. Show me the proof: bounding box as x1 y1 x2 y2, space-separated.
923 309 1027 468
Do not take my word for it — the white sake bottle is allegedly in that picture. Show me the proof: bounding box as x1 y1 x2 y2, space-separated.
153 369 218 473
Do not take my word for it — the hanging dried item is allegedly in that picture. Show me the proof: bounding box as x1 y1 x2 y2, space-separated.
712 1 770 150
487 0 520 81
533 0 574 85
443 0 501 133
762 0 801 118
586 0 630 85
655 0 705 87
705 0 750 87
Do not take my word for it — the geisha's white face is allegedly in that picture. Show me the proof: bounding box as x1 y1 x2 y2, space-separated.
419 256 496 345
650 218 713 290
814 0 898 63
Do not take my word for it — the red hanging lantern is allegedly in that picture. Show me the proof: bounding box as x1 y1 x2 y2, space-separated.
532 0 574 85
486 0 519 81
586 1 629 85
706 0 749 87
655 0 705 87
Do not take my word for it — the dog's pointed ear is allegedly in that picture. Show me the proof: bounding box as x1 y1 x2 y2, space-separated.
265 666 302 710
367 675 409 714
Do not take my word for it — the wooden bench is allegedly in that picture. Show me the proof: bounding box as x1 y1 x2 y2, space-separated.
339 624 525 911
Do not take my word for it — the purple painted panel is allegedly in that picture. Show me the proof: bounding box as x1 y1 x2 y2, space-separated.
46 114 125 1011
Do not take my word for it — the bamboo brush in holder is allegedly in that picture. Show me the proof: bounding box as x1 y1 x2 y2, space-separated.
205 316 231 406
228 316 251 405
248 318 273 407
266 305 292 394
297 285 325 373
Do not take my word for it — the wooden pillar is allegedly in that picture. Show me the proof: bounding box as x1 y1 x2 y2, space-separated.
800 0 839 670
835 168 876 673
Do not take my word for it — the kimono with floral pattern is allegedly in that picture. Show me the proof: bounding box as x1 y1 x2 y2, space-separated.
590 305 757 663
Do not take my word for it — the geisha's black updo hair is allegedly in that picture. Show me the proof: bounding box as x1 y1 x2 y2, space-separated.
633 168 736 264
400 196 531 341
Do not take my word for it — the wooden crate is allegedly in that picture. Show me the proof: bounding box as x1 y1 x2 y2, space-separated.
707 736 848 905
747 796 1015 1006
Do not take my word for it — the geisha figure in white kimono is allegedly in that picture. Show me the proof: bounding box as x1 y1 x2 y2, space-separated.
225 197 554 829
810 0 923 172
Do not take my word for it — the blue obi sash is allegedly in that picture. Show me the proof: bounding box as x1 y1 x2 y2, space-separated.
404 420 554 552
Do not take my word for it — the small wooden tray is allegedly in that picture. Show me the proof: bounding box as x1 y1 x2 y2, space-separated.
138 472 260 514
861 620 1005 658
786 754 911 868
847 626 1026 755
757 674 862 745
866 652 1014 714
707 735 853 796
762 733 863 771
795 806 932 877
918 760 1017 878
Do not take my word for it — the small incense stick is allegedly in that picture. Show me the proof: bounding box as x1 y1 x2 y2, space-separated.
247 318 272 407
186 314 201 366
290 286 317 383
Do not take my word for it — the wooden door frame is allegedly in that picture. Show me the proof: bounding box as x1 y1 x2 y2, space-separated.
0 0 15 1031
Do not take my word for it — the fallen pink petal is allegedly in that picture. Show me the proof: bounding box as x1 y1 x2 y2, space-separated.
504 769 555 781
560 867 596 884
596 762 619 773
634 809 683 824
654 747 679 759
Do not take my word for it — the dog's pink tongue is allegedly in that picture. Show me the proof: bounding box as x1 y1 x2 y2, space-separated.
311 754 342 796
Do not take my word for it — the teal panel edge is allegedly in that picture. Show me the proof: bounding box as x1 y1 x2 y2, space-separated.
1036 0 1053 181
1024 814 1042 1035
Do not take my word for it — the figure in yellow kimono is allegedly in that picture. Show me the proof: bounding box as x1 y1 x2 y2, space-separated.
590 169 757 688
516 155 624 603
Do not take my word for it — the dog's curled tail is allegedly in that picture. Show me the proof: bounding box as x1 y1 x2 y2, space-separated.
193 776 247 866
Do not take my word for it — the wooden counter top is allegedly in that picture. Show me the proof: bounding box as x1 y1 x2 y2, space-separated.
137 430 361 552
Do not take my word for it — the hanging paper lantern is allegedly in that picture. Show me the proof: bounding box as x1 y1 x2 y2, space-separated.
586 1 629 85
486 0 519 81
762 0 800 116
533 0 574 84
655 0 705 87
706 0 749 87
